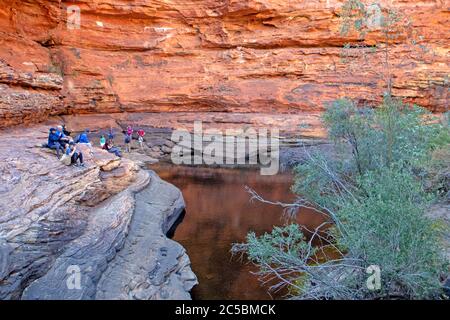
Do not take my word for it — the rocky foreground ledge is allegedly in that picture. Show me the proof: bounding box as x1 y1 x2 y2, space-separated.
0 124 197 300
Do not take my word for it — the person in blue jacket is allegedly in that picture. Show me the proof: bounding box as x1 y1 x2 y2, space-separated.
47 128 64 158
62 142 84 167
75 129 91 145
56 125 71 147
56 125 65 139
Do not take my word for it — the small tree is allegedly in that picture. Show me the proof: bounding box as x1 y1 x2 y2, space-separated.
232 0 449 300
233 99 449 299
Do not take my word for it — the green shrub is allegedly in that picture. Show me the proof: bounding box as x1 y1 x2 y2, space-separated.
233 98 449 299
337 168 446 298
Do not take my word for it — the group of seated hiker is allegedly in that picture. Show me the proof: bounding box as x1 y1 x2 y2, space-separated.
96 127 121 157
101 125 146 156
46 125 87 167
101 136 122 157
46 124 147 164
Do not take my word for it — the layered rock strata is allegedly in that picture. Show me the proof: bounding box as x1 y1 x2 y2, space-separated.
0 0 448 128
0 124 197 299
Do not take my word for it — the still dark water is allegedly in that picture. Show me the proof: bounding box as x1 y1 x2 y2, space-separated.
151 163 326 300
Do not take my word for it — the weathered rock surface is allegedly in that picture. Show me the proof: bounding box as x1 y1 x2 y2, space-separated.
0 0 448 128
57 112 330 168
0 124 196 300
0 60 64 128
95 172 197 300
60 111 326 138
21 169 149 300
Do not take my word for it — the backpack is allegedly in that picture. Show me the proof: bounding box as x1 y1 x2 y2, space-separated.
60 153 72 166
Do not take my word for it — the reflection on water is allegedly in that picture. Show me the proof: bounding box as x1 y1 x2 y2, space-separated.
150 163 326 300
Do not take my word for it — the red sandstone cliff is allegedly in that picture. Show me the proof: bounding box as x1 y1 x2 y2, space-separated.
0 0 448 128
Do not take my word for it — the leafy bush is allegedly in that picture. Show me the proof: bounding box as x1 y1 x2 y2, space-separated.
336 168 446 298
233 98 449 299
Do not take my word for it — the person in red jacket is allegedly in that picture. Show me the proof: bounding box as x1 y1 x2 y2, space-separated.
137 128 145 150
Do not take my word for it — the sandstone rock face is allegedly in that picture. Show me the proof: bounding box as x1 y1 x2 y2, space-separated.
59 111 326 138
0 60 64 128
0 124 196 299
95 172 197 300
0 1 448 127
